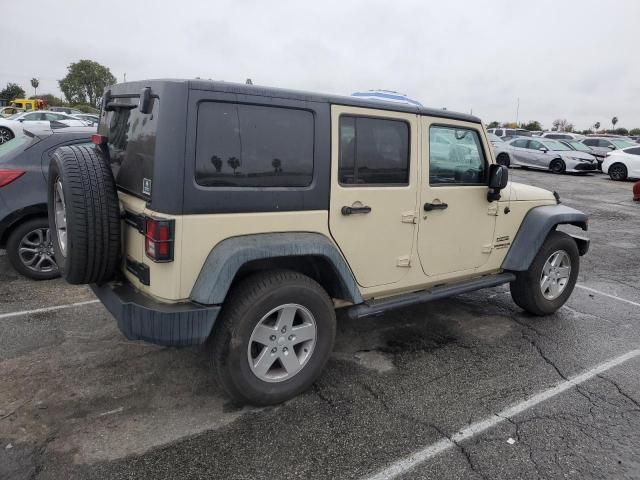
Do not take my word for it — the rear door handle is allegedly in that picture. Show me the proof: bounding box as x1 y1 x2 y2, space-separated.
341 205 372 215
424 202 448 211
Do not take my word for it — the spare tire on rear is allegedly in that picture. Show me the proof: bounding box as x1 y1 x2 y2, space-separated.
48 145 121 284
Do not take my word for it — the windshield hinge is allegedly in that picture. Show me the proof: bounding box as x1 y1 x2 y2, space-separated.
487 203 499 216
401 211 417 224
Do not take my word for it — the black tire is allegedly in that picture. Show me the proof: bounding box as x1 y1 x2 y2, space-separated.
510 230 579 316
549 159 566 174
0 126 14 145
496 153 510 167
6 217 60 280
47 145 121 284
211 270 336 405
608 163 628 181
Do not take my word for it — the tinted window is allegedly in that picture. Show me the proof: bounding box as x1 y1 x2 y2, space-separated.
528 140 544 150
339 116 409 185
511 139 528 148
495 129 504 136
583 139 598 146
430 126 486 185
23 113 42 121
598 140 613 147
625 147 640 155
196 103 314 188
105 97 158 198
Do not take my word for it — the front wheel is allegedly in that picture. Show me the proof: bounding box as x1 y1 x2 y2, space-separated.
211 270 336 405
549 159 566 174
510 231 579 315
6 217 60 280
496 153 510 167
0 127 14 145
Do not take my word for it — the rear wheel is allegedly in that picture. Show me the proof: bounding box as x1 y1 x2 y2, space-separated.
549 159 566 174
608 163 628 181
211 270 336 405
510 231 579 316
6 217 60 280
0 127 14 145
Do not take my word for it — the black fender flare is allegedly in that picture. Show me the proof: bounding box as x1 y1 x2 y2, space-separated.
190 232 363 305
502 204 588 271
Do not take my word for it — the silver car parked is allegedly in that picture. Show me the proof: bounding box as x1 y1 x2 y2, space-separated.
501 138 597 173
580 137 637 168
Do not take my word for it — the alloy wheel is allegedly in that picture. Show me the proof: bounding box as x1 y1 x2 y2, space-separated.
18 228 57 273
247 303 317 383
53 178 68 257
540 250 571 300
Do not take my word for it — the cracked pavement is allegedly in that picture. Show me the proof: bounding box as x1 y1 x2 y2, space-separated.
1 168 640 479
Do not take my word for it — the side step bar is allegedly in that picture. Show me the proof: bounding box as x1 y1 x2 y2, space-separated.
348 273 516 319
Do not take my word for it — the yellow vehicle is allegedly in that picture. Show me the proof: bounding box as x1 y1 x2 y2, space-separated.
10 98 47 111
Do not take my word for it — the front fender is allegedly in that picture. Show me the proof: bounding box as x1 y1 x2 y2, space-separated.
190 232 363 305
502 204 588 271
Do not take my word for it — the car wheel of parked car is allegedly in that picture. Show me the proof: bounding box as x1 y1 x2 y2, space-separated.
6 217 60 280
549 159 566 174
608 163 628 181
48 145 121 285
509 230 579 316
211 270 336 405
496 153 510 167
0 127 14 145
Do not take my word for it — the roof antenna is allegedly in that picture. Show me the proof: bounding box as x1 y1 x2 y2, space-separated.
245 78 253 85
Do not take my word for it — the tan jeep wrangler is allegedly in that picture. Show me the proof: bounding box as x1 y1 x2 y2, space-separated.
47 80 589 405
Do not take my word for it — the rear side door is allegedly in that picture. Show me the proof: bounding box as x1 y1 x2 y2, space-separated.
329 106 419 288
508 139 529 165
527 139 550 168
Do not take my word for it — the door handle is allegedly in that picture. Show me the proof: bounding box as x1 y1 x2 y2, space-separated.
341 205 372 215
424 202 448 211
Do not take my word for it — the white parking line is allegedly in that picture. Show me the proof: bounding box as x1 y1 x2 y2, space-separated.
0 300 100 320
576 285 640 308
363 349 640 480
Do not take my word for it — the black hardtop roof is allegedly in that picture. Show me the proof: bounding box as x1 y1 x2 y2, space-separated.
112 78 482 124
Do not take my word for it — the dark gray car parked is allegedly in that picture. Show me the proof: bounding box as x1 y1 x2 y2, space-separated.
0 127 94 279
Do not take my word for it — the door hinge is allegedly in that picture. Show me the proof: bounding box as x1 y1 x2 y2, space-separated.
482 244 493 254
396 255 411 267
487 203 499 216
401 211 417 224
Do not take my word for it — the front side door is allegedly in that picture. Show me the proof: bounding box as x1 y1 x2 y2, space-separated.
418 119 496 277
329 106 419 288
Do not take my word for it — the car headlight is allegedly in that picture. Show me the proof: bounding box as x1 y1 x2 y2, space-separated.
569 157 590 162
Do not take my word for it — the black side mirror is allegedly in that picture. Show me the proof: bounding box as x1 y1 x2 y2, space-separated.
539 147 548 152
608 145 616 150
487 164 508 202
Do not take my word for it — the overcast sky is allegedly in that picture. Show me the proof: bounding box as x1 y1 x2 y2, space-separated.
3 0 639 130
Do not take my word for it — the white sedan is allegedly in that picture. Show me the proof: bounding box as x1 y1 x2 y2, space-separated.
602 146 640 181
0 111 89 144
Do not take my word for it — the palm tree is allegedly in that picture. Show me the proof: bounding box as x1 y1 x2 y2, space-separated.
210 155 222 172
227 156 240 175
594 121 600 132
612 116 618 130
272 158 282 173
30 78 39 97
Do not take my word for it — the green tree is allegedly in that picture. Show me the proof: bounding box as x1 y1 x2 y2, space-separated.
629 128 640 136
487 121 500 129
614 127 629 135
552 118 572 132
227 156 240 175
611 116 618 129
58 59 116 107
0 83 26 101
594 122 600 131
521 120 542 131
272 158 282 173
30 78 39 96
211 155 222 172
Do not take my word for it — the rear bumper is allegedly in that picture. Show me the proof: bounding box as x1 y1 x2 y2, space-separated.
91 282 220 346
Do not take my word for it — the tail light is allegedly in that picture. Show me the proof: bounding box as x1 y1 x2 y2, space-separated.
0 169 25 188
91 134 107 145
144 217 174 262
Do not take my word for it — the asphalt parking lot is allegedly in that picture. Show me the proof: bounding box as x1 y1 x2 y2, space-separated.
1 169 639 480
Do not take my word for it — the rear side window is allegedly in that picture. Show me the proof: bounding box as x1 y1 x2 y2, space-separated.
195 103 314 188
338 116 409 185
583 139 598 146
511 139 528 148
625 147 640 155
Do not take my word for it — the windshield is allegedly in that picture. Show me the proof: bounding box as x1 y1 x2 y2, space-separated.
567 141 591 152
542 140 572 151
611 139 635 149
488 133 503 143
0 135 33 159
6 113 23 120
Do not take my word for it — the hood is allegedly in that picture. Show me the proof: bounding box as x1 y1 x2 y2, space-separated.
509 182 557 202
559 151 595 161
